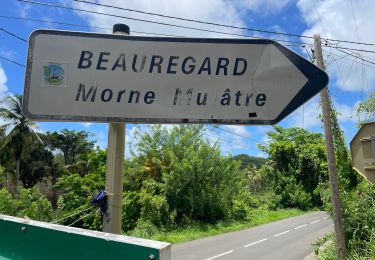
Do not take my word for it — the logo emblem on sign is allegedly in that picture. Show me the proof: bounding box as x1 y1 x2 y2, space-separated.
43 64 64 86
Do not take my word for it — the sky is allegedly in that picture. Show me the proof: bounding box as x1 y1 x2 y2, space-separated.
0 0 373 158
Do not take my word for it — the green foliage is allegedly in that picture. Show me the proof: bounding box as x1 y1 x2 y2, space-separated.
122 191 141 232
0 188 14 214
150 208 307 243
0 94 42 193
313 233 335 256
245 163 274 193
0 165 5 188
232 154 267 170
342 181 375 256
0 187 52 221
54 170 104 230
330 109 359 190
126 125 244 227
230 190 259 220
43 129 95 166
19 142 54 188
276 173 312 210
259 126 328 209
129 220 159 238
355 92 375 126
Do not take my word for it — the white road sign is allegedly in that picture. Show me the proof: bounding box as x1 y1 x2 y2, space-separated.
23 30 328 124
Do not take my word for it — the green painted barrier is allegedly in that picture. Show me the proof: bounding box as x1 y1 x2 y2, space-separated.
0 214 171 260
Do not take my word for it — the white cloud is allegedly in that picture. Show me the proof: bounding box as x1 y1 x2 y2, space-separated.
221 125 251 137
289 96 321 129
289 95 357 129
80 122 93 127
71 0 299 39
72 0 246 38
333 101 356 123
297 0 375 92
233 0 293 14
0 64 8 97
206 125 260 154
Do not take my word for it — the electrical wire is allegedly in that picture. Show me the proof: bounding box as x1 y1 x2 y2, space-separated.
209 124 266 145
73 0 315 40
71 0 375 48
0 55 25 67
204 132 260 151
0 15 310 48
0 27 27 42
16 0 313 46
0 15 187 38
13 0 375 48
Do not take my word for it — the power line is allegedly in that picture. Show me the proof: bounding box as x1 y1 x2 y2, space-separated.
209 124 266 145
204 132 260 151
334 48 375 66
14 0 375 48
348 0 366 103
332 45 375 55
73 0 315 40
72 0 375 48
0 55 25 67
0 27 27 42
16 0 312 46
0 15 187 38
0 15 305 49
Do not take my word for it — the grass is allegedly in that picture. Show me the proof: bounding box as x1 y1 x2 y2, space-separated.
150 208 314 244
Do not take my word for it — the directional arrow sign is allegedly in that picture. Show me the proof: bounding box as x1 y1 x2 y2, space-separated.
23 30 328 124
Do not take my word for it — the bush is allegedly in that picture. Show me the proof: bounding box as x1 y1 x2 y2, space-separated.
342 181 375 256
129 220 159 239
276 174 312 210
0 188 14 215
15 187 52 221
122 191 141 232
230 190 259 220
0 187 52 221
139 192 169 227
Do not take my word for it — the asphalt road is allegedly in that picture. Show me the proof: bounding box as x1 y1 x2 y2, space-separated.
172 211 333 260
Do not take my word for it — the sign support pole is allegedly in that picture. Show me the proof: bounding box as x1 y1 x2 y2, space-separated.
102 24 130 234
314 34 346 259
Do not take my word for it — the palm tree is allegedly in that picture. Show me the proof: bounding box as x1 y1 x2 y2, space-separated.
0 94 41 193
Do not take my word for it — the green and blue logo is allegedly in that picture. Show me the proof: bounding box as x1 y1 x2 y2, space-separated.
43 64 64 85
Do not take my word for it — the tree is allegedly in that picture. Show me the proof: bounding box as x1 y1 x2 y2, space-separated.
232 154 267 170
259 126 328 207
0 95 41 193
127 125 243 223
19 142 54 188
44 129 95 166
355 92 375 126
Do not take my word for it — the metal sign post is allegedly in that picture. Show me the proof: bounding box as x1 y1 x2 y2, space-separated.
103 24 130 234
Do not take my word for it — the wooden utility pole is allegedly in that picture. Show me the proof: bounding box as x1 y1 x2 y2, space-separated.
102 24 130 234
314 34 346 259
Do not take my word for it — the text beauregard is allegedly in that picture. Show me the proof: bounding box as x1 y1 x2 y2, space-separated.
77 51 248 76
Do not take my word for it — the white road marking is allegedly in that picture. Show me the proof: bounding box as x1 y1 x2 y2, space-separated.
294 224 308 230
311 219 321 224
274 230 290 237
205 250 234 260
243 238 268 247
323 216 329 220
